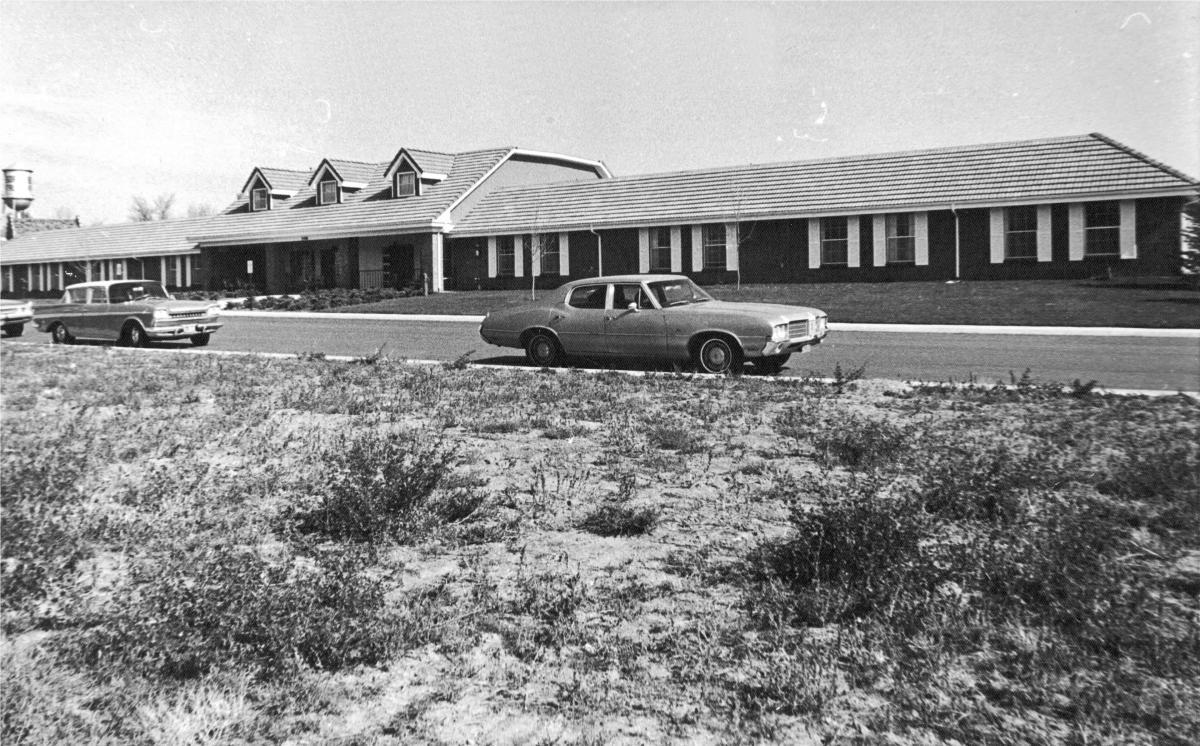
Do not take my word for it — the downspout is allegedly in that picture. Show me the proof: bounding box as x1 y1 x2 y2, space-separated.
951 203 961 279
589 225 603 277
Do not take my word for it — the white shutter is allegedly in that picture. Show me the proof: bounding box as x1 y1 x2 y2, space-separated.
725 222 739 271
1119 200 1137 259
915 212 929 266
873 215 886 266
1037 205 1052 262
530 234 541 277
638 228 650 273
670 226 682 272
513 235 524 278
989 208 1006 264
807 219 821 269
691 226 703 272
847 217 860 268
559 232 570 276
1068 204 1084 260
487 237 497 277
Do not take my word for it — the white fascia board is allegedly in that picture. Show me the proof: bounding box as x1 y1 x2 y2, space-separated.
420 173 448 182
188 222 442 247
269 189 298 198
447 186 1197 238
340 181 368 191
510 149 612 178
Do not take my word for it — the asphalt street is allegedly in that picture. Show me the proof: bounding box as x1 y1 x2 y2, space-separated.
13 314 1192 393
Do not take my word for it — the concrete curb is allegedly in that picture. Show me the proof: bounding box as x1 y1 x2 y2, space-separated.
218 309 1200 338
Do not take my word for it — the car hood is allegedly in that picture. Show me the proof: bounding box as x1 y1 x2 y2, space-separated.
688 300 824 320
136 298 216 312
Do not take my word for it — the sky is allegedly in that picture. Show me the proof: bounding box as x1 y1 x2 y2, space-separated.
1 1 1196 225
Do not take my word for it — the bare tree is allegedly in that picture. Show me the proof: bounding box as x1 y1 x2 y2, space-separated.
526 207 559 300
129 193 176 222
187 203 215 218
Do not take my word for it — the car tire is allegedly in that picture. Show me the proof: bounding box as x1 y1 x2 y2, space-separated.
525 331 561 367
190 333 211 347
120 323 147 348
755 353 791 375
2 323 23 337
50 322 73 345
695 336 741 374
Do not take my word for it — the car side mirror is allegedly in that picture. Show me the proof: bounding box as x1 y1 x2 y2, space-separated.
626 302 639 312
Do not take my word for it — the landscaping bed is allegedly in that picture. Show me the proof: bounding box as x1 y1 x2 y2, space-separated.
2 346 1198 744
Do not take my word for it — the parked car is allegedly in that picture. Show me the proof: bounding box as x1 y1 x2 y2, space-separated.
479 274 828 374
1 298 34 337
34 280 223 347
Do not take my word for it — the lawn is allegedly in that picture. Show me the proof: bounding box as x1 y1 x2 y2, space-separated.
3 345 1198 744
324 279 1200 328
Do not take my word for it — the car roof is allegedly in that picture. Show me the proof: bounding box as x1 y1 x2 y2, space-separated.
64 279 161 290
562 274 686 288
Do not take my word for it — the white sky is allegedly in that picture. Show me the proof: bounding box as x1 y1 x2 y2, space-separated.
1 1 1196 225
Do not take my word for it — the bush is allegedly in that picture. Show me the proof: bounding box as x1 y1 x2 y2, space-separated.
577 503 658 537
810 412 913 469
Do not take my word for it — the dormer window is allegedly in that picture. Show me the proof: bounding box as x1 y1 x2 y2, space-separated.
318 180 340 205
250 188 269 212
395 171 417 198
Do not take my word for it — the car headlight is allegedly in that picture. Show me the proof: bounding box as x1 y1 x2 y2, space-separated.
207 304 222 317
153 308 171 321
771 323 789 342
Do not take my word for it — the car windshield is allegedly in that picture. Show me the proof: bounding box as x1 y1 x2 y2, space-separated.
648 278 713 307
109 281 169 303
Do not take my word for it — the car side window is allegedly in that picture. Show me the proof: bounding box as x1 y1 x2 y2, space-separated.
87 288 108 303
612 283 654 310
567 285 607 310
66 288 87 304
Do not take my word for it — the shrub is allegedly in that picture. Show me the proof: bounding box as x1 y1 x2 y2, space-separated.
810 412 913 469
646 420 706 453
577 503 658 537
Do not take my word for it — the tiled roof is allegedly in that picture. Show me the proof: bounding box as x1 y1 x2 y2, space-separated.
452 133 1199 235
1 216 211 264
257 167 309 192
321 158 380 186
193 148 514 244
6 217 80 240
404 149 456 176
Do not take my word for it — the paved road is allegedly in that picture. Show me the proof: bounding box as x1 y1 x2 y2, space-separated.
21 314 1187 392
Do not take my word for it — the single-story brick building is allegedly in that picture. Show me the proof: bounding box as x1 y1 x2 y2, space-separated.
2 133 1195 296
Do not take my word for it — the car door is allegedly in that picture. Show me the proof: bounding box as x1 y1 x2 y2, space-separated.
72 286 111 339
554 283 609 356
92 285 126 341
605 282 667 360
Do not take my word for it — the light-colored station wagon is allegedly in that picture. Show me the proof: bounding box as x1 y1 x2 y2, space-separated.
34 280 223 347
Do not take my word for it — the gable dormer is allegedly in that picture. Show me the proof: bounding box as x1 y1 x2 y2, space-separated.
308 159 370 206
240 167 303 212
384 149 448 199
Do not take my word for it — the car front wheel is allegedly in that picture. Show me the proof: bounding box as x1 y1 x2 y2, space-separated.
50 323 73 344
695 336 741 374
524 331 561 367
120 323 147 348
190 333 211 347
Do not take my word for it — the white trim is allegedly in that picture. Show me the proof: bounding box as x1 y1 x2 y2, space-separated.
989 208 1005 264
513 234 524 278
430 233 444 292
725 222 739 272
487 236 497 278
807 219 820 269
638 228 650 273
441 148 612 225
184 256 192 287
189 222 442 246
420 172 448 182
160 257 167 283
670 226 682 273
1068 203 1084 260
690 225 704 272
872 215 886 267
509 149 612 178
914 212 929 266
847 217 860 268
1119 200 1137 259
559 232 570 276
1037 205 1052 262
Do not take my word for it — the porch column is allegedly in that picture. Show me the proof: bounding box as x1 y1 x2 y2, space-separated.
430 233 445 292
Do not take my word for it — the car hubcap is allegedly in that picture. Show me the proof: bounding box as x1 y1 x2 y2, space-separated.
534 340 551 362
704 343 728 371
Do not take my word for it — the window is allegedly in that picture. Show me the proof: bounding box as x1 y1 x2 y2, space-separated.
702 224 726 270
650 227 672 272
536 233 560 275
395 171 416 197
1005 206 1038 259
567 284 607 309
318 180 339 205
497 236 515 277
886 214 915 264
612 283 654 310
251 188 269 212
820 217 848 265
1085 201 1120 256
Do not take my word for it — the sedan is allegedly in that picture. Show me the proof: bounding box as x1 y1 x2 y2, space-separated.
479 274 828 374
35 280 223 347
1 298 34 337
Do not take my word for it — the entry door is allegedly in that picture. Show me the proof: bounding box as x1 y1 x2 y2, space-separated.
383 244 414 288
605 282 666 359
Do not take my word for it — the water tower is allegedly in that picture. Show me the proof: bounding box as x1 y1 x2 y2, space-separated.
3 168 34 217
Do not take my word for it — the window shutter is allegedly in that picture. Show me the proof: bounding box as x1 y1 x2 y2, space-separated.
1068 204 1084 260
530 234 541 277
559 232 570 275
670 226 682 273
691 226 703 272
725 222 739 271
513 235 525 278
638 228 650 273
873 215 886 266
915 212 929 266
847 217 861 268
989 208 1005 264
807 219 820 269
1119 200 1137 259
487 237 497 277
1037 205 1052 262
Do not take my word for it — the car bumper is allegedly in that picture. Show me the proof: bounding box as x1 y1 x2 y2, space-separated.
147 321 223 339
2 314 34 326
759 332 826 357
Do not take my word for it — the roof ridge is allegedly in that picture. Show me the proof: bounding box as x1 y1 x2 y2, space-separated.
1088 132 1199 184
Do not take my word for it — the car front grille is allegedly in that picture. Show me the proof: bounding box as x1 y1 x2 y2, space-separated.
169 311 206 320
787 319 809 338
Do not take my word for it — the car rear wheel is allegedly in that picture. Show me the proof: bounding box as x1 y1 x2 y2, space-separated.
2 323 23 337
695 336 741 374
755 353 791 375
190 333 211 347
120 322 147 348
525 331 561 367
50 322 73 344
